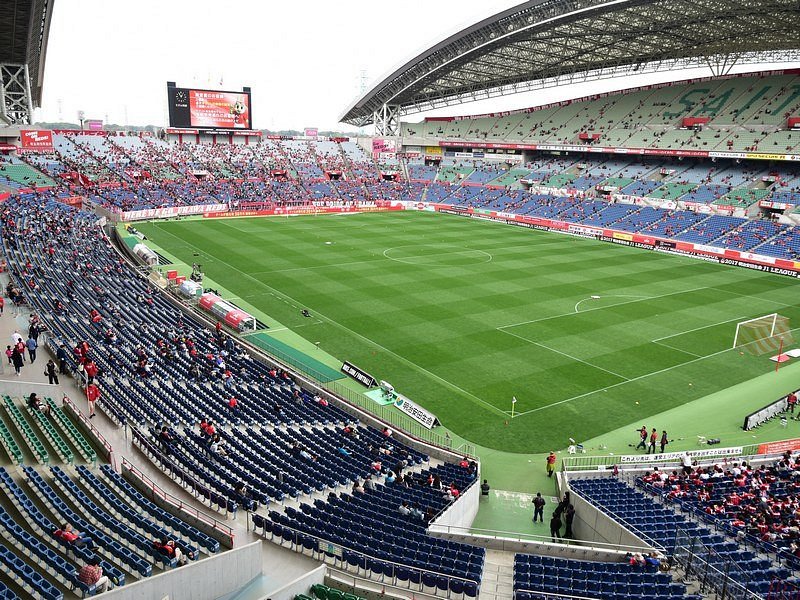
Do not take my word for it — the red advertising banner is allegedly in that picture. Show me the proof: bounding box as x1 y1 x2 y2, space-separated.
304 127 318 137
19 129 53 151
203 204 404 219
189 90 251 129
757 438 800 454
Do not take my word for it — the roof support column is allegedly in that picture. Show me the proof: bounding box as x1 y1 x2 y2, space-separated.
705 54 738 77
373 103 401 136
0 63 34 125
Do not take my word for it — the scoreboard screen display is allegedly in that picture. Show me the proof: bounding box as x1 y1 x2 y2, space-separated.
167 86 252 130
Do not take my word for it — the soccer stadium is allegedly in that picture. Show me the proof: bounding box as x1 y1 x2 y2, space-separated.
2 0 800 599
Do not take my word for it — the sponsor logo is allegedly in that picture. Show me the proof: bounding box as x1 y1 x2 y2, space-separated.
341 361 377 388
394 395 438 429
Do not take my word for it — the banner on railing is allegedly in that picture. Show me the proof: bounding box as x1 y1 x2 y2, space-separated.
617 446 743 463
121 203 228 221
341 361 377 388
757 438 800 454
394 394 439 429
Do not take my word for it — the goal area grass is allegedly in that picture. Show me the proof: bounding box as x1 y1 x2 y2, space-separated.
136 212 800 454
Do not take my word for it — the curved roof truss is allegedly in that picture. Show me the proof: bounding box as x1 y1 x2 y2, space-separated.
341 0 800 129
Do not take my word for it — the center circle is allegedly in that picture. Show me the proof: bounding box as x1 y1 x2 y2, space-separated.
382 244 493 266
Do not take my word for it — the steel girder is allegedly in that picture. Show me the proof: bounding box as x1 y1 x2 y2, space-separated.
340 0 800 127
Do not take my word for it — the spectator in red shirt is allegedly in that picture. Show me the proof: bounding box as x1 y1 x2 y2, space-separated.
546 451 557 477
54 523 95 550
788 391 798 415
228 396 241 419
154 537 193 565
84 360 99 384
86 383 100 418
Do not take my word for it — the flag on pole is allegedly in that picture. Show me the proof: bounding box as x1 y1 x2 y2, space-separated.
512 396 517 403
511 396 517 418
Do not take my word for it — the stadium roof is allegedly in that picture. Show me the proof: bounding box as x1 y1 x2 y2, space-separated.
0 0 55 107
340 0 800 128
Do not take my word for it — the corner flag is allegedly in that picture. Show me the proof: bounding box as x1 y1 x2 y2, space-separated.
511 396 517 418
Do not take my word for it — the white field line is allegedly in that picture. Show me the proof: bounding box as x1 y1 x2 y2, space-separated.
573 294 650 313
651 316 748 342
717 288 795 309
149 226 510 417
499 328 630 381
498 285 712 330
251 258 385 275
382 246 493 265
510 325 800 418
650 340 703 358
266 320 323 333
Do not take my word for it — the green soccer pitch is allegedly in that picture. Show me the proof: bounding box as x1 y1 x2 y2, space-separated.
136 211 800 454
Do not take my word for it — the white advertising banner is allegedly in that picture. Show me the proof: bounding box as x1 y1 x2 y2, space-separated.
394 394 439 429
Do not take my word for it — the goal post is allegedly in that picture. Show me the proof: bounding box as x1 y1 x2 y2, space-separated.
733 313 793 355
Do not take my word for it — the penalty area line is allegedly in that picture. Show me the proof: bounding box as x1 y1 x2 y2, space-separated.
498 328 630 381
509 343 741 419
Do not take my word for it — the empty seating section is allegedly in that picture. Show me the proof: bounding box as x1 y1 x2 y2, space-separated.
0 157 56 188
714 219 786 251
407 163 438 182
401 74 800 152
570 478 789 596
260 464 483 592
673 215 747 244
513 554 697 600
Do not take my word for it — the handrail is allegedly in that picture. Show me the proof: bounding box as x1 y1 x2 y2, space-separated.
327 566 442 600
429 523 656 554
673 533 762 600
120 457 235 547
563 448 793 477
61 395 111 470
514 589 601 600
251 512 481 587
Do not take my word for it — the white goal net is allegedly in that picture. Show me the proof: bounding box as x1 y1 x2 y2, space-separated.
732 313 793 355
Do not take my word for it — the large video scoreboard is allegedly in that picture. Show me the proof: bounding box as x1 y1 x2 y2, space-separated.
167 83 252 130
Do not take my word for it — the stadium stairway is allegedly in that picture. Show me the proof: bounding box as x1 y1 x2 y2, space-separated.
477 549 514 600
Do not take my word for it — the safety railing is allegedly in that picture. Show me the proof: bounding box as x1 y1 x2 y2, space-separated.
121 457 235 547
428 522 657 555
129 426 239 516
672 526 762 600
61 395 111 470
514 590 601 600
249 513 480 595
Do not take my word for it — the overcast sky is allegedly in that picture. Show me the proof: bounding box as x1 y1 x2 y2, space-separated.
37 0 800 132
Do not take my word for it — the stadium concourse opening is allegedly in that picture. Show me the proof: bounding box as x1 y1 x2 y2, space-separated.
3 0 800 598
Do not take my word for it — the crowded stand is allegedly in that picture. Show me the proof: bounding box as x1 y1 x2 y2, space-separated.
636 453 800 566
569 466 795 598
8 129 800 263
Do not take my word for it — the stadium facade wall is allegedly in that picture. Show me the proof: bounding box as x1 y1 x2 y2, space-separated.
260 565 326 600
429 473 480 530
100 540 263 600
